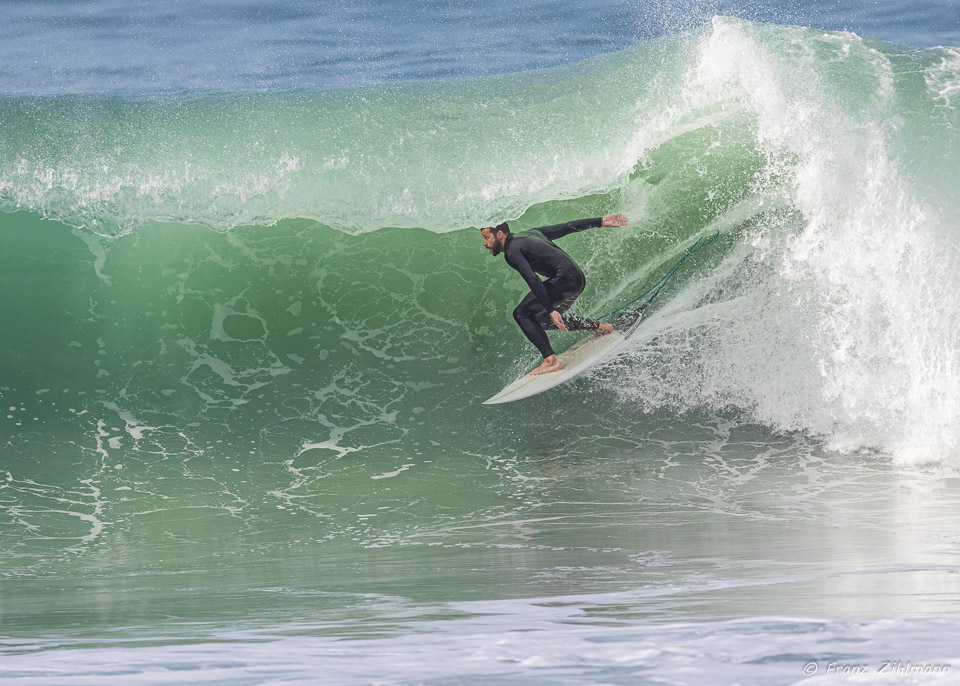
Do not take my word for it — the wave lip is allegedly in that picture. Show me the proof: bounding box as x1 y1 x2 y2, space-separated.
0 40 667 236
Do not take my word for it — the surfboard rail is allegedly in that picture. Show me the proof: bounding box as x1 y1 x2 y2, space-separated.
482 313 643 405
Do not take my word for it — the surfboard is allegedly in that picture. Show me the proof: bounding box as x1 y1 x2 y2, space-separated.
482 312 643 405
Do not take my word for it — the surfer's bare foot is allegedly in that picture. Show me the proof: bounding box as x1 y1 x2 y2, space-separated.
530 355 563 375
596 323 613 335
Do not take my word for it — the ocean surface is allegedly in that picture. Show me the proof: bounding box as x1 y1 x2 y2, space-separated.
2 1 960 684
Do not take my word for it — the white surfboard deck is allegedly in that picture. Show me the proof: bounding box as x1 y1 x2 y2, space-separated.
482 313 643 405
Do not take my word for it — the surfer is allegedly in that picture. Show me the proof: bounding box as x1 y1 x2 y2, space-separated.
481 214 629 375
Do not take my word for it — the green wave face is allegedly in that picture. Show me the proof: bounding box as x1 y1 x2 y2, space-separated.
2 18 960 596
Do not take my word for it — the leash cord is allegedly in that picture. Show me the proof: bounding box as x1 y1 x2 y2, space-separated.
592 229 720 321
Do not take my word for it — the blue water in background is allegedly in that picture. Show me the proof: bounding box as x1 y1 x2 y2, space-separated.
2 0 958 95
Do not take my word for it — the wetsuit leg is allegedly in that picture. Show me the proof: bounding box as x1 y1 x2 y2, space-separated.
512 276 593 358
513 291 555 358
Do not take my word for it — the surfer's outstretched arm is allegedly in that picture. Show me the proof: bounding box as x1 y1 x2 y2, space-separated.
537 214 628 240
537 217 602 240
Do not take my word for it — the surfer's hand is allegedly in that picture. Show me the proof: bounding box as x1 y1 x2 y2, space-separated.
602 213 627 228
551 311 569 331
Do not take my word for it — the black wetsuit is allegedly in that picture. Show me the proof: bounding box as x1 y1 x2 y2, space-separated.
503 217 602 358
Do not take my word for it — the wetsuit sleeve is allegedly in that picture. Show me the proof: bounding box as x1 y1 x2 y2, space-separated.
505 248 553 311
537 217 603 241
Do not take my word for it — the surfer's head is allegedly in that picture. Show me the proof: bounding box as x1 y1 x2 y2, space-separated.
481 222 509 256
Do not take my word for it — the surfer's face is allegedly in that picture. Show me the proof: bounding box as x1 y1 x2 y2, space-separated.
481 228 504 256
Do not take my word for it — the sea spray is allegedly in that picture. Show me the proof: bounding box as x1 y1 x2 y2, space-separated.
616 18 960 463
